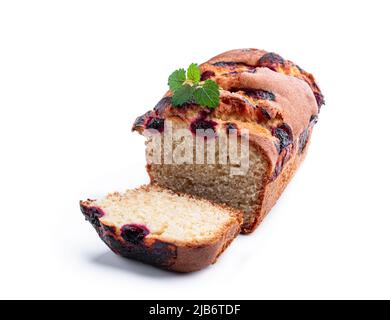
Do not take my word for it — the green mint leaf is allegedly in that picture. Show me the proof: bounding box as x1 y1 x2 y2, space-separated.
172 84 195 106
194 80 220 108
187 63 201 84
168 68 186 92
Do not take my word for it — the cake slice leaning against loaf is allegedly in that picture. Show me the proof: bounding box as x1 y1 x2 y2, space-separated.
80 185 242 272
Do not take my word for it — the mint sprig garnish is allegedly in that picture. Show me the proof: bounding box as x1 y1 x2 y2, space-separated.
193 80 220 108
168 68 186 91
168 64 220 109
187 63 201 83
171 84 195 106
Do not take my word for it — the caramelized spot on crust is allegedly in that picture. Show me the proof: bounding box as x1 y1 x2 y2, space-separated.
102 224 116 234
132 111 152 131
314 92 325 110
258 52 285 70
154 97 172 115
80 205 105 228
201 70 216 81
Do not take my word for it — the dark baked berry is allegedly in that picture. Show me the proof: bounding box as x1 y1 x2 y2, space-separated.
121 224 150 244
258 52 285 67
298 115 318 153
272 123 293 153
244 89 276 101
222 71 239 76
314 92 325 110
212 61 254 71
198 109 212 118
212 61 240 67
223 70 256 76
154 97 172 115
190 118 217 137
310 114 319 125
225 122 238 134
261 107 272 121
145 117 165 132
200 70 216 81
247 68 257 74
222 94 256 109
271 147 291 181
298 128 310 153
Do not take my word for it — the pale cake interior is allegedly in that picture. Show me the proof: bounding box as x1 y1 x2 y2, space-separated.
147 121 268 228
94 185 238 244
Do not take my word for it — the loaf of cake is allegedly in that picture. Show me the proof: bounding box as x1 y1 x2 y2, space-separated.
81 48 323 272
80 185 242 272
133 49 324 234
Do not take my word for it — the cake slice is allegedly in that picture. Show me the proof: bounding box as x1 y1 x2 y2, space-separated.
80 185 242 272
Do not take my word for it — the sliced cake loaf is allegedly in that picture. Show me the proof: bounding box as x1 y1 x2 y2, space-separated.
132 48 324 234
80 185 242 272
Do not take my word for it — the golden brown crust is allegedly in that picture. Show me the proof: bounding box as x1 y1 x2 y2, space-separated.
242 135 312 233
171 218 240 272
80 189 242 272
133 48 324 233
204 48 324 109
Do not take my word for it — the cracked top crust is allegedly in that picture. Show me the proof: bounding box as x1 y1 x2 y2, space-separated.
132 48 324 176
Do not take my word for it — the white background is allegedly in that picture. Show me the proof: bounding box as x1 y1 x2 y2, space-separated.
1 0 389 300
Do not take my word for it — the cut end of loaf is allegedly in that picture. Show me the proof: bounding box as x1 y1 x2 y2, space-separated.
145 120 271 232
